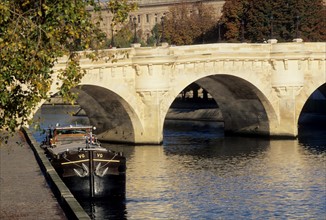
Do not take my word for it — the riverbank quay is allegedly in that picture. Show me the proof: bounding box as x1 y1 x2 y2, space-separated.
0 129 90 220
0 131 66 219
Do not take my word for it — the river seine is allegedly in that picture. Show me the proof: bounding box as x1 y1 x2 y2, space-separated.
33 105 325 219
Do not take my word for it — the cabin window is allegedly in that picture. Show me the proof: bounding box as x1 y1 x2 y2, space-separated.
56 129 87 135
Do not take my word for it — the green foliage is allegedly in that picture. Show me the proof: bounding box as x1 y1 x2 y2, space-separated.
220 0 326 42
107 0 138 27
113 24 134 48
297 0 326 41
0 0 135 135
245 0 271 42
147 24 160 46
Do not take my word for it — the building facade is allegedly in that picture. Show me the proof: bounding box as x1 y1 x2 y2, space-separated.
91 0 225 41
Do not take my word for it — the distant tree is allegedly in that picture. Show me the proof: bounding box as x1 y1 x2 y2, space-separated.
99 0 137 47
107 0 138 27
147 24 160 46
220 0 326 42
163 2 215 45
245 0 271 42
192 2 217 44
112 24 133 48
220 0 249 42
163 3 194 45
297 0 326 41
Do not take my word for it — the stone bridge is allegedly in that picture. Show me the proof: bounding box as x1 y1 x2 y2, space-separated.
49 42 325 144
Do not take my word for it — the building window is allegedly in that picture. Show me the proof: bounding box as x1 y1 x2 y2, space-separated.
146 14 149 23
155 14 158 23
138 15 141 23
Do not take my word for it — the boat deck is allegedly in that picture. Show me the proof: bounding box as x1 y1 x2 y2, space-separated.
48 140 106 156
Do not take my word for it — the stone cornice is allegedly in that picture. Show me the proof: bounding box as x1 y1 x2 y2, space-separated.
52 42 326 72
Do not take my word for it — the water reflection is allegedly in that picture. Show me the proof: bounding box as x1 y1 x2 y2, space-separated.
32 106 326 219
259 140 326 219
79 198 127 220
298 125 326 153
117 121 324 219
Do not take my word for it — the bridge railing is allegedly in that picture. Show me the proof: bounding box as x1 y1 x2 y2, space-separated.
52 42 325 70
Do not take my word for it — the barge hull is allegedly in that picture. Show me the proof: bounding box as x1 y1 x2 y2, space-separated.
62 174 126 198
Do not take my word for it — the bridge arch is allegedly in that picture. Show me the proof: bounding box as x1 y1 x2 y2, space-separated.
73 85 142 143
36 78 148 144
44 84 143 144
298 83 326 126
162 73 278 137
297 81 326 123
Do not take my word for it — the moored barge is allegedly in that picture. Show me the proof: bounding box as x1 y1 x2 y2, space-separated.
41 125 126 198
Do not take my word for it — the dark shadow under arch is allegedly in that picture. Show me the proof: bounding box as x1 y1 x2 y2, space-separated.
165 74 274 137
72 85 140 144
298 83 326 149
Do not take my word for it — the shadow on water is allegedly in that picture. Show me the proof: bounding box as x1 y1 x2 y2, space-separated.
298 124 326 153
78 197 127 220
32 106 326 219
163 120 270 158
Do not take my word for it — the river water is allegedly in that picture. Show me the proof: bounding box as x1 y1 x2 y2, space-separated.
33 106 326 219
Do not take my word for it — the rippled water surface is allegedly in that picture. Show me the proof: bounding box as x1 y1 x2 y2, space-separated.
33 106 326 219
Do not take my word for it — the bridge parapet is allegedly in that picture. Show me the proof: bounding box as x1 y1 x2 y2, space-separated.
52 42 325 77
270 42 325 91
131 45 175 92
